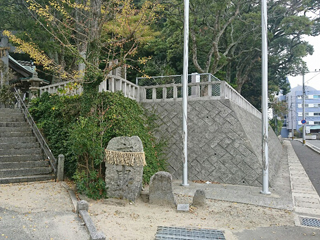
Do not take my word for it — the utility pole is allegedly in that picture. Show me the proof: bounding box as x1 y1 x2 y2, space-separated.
182 0 189 186
302 72 306 145
291 96 294 140
261 0 270 195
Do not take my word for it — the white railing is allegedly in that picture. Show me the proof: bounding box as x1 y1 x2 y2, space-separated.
39 75 261 118
39 80 83 96
139 81 262 119
39 75 140 101
221 82 262 118
98 75 139 101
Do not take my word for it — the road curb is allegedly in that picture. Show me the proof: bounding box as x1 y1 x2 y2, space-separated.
77 200 106 240
295 139 320 154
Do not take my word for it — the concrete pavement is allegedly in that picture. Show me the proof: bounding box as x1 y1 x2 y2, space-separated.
172 139 320 239
0 181 89 240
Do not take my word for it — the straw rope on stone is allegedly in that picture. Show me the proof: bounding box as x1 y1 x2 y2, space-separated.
105 149 146 166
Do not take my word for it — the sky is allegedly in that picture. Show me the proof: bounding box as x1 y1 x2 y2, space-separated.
287 35 320 91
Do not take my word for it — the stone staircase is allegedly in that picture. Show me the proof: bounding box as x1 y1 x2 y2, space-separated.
0 108 55 184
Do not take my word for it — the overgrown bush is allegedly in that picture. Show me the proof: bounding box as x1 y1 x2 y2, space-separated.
0 85 15 107
29 92 81 177
29 91 166 199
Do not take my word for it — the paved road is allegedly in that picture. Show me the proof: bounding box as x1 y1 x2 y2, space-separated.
235 225 320 240
292 140 320 197
307 140 320 149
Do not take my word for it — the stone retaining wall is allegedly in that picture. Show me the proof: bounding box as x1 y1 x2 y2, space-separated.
142 99 282 187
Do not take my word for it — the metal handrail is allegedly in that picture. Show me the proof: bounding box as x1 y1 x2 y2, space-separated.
13 88 57 179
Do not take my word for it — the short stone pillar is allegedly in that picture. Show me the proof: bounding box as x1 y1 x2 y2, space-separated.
57 154 65 181
105 136 145 202
192 189 206 207
149 171 176 207
76 200 89 214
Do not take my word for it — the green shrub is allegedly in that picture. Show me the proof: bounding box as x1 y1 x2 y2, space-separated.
29 91 166 199
29 92 81 177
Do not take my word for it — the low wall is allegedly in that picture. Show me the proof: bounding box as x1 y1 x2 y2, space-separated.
142 99 282 187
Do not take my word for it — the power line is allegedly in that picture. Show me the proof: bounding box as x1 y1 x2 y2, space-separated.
305 72 320 84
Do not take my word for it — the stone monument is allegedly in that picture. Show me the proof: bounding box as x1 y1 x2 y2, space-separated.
105 136 146 202
149 171 176 207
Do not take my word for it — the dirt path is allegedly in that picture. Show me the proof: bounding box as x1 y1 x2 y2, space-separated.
88 194 294 240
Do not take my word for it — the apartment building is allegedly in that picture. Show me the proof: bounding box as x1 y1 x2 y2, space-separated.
285 85 320 137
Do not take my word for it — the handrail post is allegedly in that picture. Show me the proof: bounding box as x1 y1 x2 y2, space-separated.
140 87 146 101
57 154 65 181
163 87 167 100
220 81 226 99
173 85 177 99
152 87 157 100
207 84 212 97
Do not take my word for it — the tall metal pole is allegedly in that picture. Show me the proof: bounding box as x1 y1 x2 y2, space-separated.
291 96 294 140
182 0 189 186
302 72 306 145
261 0 270 194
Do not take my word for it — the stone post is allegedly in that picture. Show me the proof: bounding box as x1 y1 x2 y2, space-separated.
57 154 65 181
149 171 176 207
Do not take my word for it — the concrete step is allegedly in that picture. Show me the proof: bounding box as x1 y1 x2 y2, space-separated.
0 167 52 178
0 108 21 114
0 116 25 122
0 122 29 127
0 131 33 137
0 142 40 150
0 148 42 156
0 113 23 118
0 137 37 143
0 175 55 184
0 126 32 133
0 154 44 162
0 160 50 169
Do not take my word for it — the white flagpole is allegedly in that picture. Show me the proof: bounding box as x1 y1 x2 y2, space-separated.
261 0 270 194
182 0 189 186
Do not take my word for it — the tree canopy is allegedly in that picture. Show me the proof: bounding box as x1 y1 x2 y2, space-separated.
2 0 161 87
1 0 320 104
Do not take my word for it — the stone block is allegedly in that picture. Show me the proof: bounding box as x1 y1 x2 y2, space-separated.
149 171 176 207
177 204 189 212
57 154 65 181
192 189 206 207
76 200 89 214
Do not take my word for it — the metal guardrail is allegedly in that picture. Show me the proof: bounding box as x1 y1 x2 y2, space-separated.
13 88 57 178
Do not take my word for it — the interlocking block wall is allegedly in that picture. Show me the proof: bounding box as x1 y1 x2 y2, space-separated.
142 99 282 187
